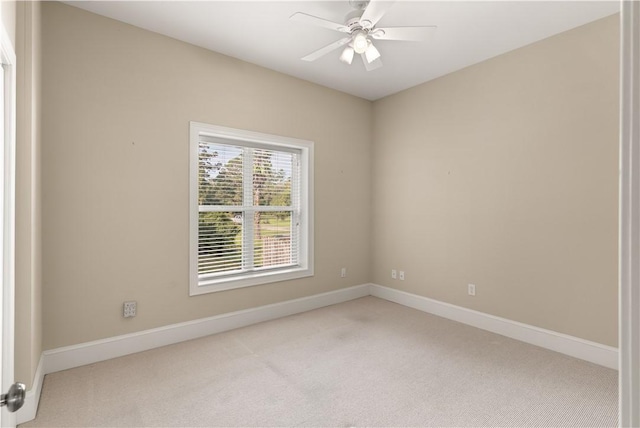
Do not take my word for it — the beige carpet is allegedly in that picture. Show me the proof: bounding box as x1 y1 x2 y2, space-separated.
21 297 618 427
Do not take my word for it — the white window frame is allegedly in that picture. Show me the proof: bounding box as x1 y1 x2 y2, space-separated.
189 122 314 295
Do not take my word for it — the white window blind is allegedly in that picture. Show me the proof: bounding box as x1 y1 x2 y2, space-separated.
190 123 313 295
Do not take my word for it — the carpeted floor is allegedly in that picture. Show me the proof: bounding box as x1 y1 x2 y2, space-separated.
21 296 618 427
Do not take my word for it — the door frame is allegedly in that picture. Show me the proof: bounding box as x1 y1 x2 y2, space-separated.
0 16 16 428
619 1 640 427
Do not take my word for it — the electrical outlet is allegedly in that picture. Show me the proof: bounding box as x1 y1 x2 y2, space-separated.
341 267 347 278
468 284 476 296
391 269 397 279
123 301 137 318
399 271 405 280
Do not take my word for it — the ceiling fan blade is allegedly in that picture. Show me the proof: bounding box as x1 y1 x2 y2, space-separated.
359 0 395 29
302 37 352 62
361 53 383 71
290 12 348 33
371 26 437 41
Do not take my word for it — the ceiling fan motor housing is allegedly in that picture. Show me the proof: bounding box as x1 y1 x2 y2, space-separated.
344 9 366 32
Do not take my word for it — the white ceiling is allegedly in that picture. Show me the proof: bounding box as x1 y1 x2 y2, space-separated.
63 1 620 101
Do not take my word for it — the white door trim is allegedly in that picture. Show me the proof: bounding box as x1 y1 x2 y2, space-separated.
0 16 17 428
619 1 640 427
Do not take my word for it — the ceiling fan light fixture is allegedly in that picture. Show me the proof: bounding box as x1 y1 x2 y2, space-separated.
340 46 355 64
364 41 380 63
352 30 368 54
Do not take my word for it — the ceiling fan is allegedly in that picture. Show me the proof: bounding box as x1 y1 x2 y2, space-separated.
290 0 437 71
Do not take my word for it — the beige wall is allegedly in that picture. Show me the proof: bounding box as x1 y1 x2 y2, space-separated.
15 1 42 389
41 2 372 350
1 0 16 47
34 1 618 358
372 15 619 347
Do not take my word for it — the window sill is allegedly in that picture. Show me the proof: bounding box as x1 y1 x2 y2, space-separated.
190 266 314 296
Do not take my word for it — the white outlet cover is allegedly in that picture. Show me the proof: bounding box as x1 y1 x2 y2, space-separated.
123 301 137 317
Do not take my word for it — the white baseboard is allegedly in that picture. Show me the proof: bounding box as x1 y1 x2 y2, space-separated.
43 284 371 374
16 354 44 425
370 284 618 370
18 282 618 424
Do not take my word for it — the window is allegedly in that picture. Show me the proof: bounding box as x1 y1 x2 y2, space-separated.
190 122 314 295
